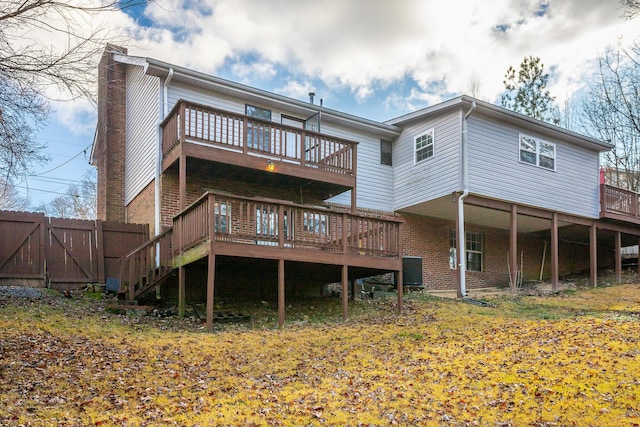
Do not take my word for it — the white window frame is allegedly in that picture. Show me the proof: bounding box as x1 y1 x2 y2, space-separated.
414 129 435 164
214 202 230 234
449 229 483 272
519 134 556 171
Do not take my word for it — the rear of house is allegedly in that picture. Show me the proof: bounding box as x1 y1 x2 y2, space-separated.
93 46 640 321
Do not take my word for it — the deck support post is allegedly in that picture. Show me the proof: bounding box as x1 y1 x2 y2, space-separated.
178 266 185 317
396 268 403 313
590 223 598 287
551 212 559 292
342 265 348 321
179 154 187 210
206 249 216 332
278 259 285 328
615 231 622 283
637 237 640 279
509 205 518 292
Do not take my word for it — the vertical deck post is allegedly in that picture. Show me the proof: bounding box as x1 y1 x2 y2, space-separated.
396 268 403 313
278 259 285 328
590 223 598 287
179 155 187 210
351 144 357 214
637 236 640 279
551 212 559 292
615 231 622 283
509 205 518 291
176 158 187 312
206 194 216 332
178 266 185 317
342 265 348 321
206 250 216 332
397 222 404 313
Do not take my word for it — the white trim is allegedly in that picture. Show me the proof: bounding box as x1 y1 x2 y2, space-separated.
518 133 556 172
414 128 435 164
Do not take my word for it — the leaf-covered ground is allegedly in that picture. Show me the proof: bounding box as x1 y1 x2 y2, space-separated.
1 283 640 426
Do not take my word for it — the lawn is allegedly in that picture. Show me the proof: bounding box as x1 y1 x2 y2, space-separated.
1 283 640 426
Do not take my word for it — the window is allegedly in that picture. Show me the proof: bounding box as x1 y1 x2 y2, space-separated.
380 140 392 166
415 129 434 163
449 229 483 272
246 105 272 151
519 134 555 171
214 202 230 233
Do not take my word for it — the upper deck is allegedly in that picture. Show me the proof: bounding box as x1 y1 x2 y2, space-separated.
161 100 358 200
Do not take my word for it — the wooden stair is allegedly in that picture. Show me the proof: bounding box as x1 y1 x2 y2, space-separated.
119 228 176 300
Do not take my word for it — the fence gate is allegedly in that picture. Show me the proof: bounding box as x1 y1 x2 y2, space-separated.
45 217 99 284
0 211 46 280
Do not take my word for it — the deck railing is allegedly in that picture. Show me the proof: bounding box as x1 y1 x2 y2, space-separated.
174 192 402 258
161 100 356 176
119 228 174 300
601 184 640 219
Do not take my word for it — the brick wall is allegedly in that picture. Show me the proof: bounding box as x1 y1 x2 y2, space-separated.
95 44 127 222
126 180 155 237
400 214 511 290
159 166 323 229
399 213 603 291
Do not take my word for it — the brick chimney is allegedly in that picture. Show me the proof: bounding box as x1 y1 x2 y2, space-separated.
94 44 127 222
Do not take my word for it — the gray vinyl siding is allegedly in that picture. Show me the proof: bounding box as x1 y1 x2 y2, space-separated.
467 115 600 217
167 82 244 115
167 82 394 210
125 66 160 205
325 125 394 211
392 111 461 210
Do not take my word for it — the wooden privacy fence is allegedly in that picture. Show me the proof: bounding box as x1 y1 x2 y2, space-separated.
0 211 148 286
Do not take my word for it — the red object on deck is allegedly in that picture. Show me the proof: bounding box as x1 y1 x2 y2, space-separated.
600 167 605 184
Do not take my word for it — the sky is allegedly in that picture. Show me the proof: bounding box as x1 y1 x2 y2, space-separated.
17 0 640 208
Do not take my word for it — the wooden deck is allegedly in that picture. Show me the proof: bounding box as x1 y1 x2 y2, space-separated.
600 184 640 225
161 100 357 190
120 191 404 329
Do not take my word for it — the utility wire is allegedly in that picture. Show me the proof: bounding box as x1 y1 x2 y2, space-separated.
12 185 79 197
29 144 92 177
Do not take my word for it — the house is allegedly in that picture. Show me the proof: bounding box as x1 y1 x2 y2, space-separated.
92 45 640 329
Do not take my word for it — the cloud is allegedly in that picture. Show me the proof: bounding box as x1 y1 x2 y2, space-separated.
49 98 97 137
36 0 640 127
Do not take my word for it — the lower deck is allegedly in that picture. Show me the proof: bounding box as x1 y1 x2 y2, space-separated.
120 191 404 330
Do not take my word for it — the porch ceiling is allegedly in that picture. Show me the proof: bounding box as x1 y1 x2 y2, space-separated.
399 196 561 234
399 196 638 248
172 157 351 203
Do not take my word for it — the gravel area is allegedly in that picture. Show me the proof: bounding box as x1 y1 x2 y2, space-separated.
0 286 50 299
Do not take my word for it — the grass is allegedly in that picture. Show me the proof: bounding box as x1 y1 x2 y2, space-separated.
1 283 640 425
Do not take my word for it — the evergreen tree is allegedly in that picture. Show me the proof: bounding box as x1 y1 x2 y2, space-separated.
500 56 560 125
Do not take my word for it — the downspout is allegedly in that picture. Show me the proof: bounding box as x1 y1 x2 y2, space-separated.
154 67 173 298
458 101 476 297
156 67 173 237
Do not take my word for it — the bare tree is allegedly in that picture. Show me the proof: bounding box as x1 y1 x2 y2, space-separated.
466 73 482 99
36 174 96 219
0 0 146 193
580 45 640 191
621 0 640 18
0 178 28 210
559 97 579 131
